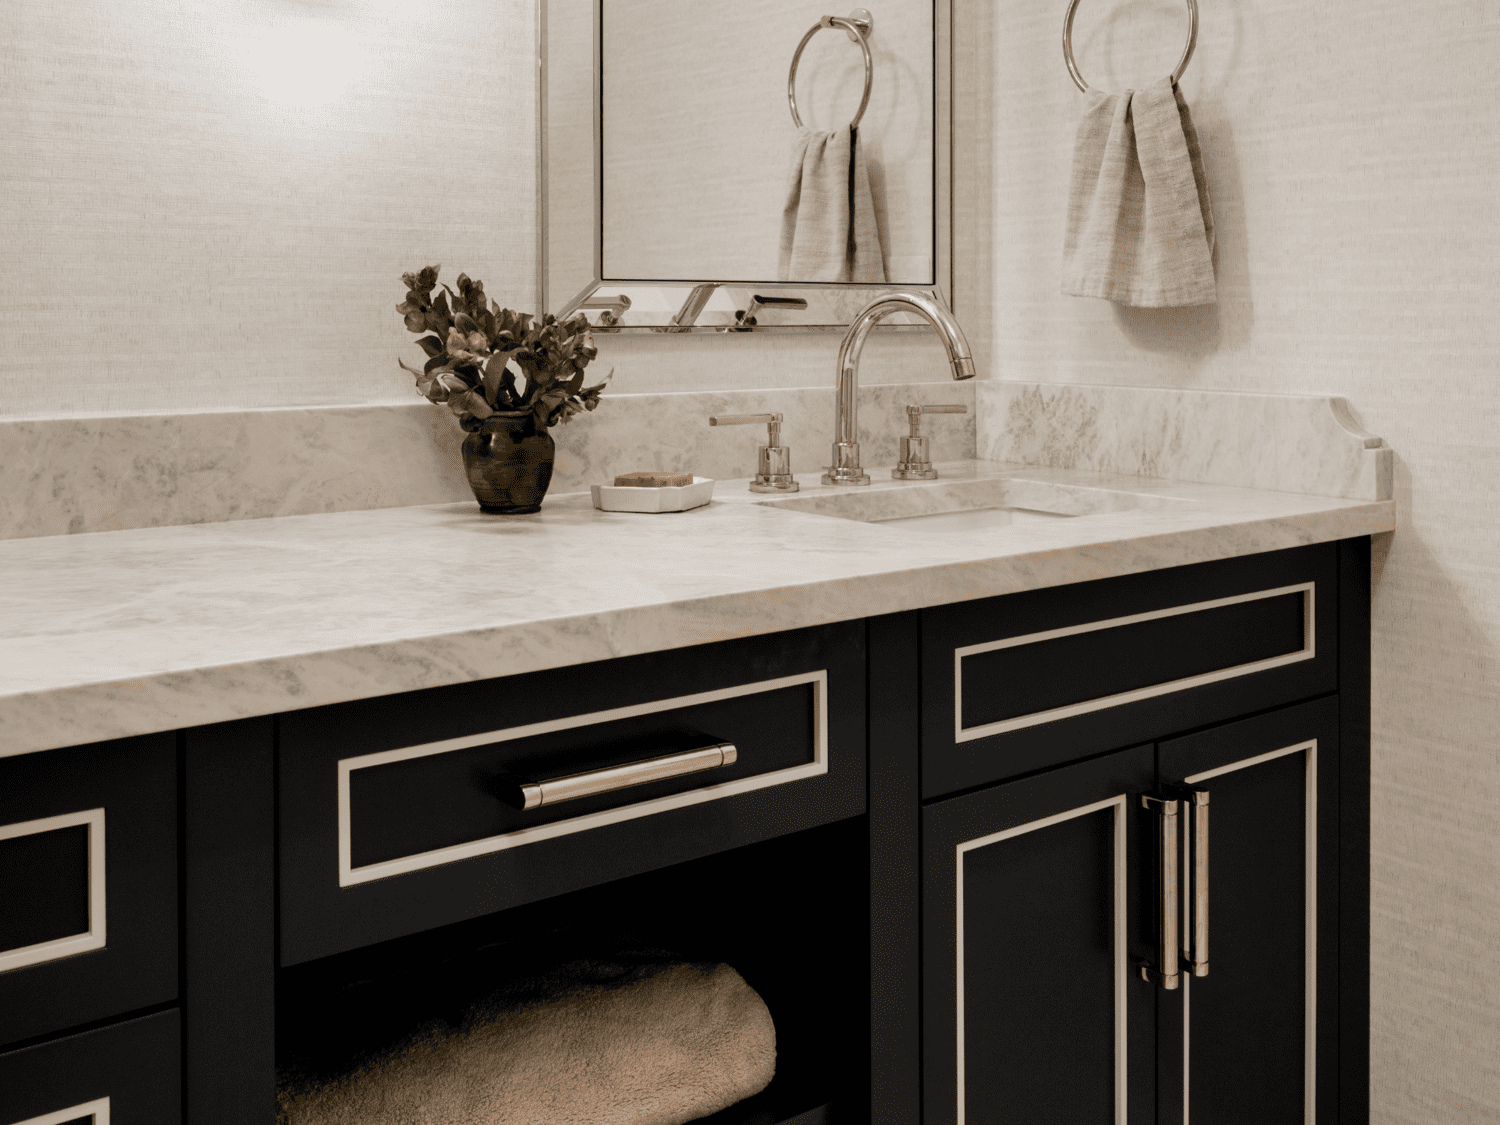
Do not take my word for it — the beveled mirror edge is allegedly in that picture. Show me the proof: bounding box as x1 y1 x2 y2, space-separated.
541 0 953 333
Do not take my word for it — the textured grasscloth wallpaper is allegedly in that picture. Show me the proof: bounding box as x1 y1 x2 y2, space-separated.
957 1 1500 1119
0 0 537 417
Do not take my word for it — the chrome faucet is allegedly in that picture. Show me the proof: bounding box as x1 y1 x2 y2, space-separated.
823 290 976 485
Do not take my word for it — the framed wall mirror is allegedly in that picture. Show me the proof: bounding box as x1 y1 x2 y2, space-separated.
542 0 953 332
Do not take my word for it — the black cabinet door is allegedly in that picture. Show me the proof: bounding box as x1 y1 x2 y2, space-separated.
923 745 1156 1125
1156 697 1340 1125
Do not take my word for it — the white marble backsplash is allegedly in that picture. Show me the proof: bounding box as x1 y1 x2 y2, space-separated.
0 383 977 540
976 382 1393 503
0 379 1391 540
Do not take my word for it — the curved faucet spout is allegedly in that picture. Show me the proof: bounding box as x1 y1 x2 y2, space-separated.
824 290 976 486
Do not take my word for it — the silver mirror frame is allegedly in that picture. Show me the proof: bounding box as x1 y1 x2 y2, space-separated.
539 0 953 333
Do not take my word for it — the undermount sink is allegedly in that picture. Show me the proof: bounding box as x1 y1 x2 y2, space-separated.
756 474 1177 532
873 506 1076 533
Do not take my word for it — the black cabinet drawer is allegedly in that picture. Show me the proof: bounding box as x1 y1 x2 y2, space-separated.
0 736 177 1047
0 1010 180 1125
279 621 867 964
921 544 1338 796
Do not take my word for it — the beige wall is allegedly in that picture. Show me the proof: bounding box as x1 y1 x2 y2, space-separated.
958 0 1500 1119
0 0 537 418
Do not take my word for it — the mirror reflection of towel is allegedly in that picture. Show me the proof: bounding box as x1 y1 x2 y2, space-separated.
779 126 887 283
1061 76 1216 307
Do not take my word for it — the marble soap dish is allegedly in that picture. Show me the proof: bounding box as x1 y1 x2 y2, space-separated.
591 477 715 513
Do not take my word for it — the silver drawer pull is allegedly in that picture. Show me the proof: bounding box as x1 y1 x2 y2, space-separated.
1140 793 1181 989
500 742 738 811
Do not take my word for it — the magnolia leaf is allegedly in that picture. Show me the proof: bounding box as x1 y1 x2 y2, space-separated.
482 354 510 405
432 289 451 321
504 366 524 408
466 394 494 420
424 354 451 375
415 335 444 358
398 357 426 382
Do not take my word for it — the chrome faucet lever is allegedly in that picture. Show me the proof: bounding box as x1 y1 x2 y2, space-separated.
709 413 799 493
893 403 968 480
824 290 976 486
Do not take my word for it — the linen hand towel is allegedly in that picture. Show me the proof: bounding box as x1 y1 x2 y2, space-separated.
1061 75 1216 307
779 125 887 282
276 955 776 1125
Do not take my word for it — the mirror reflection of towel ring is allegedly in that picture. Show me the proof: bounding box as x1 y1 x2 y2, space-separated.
788 8 875 130
1062 0 1198 94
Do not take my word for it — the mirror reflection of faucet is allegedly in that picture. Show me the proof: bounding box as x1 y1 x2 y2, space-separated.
725 295 810 332
825 290 975 486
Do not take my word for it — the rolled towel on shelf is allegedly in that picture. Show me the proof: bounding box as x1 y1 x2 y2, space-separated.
277 951 776 1125
1061 75 1216 308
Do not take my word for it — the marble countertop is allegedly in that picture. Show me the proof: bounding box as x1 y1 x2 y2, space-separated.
0 460 1395 756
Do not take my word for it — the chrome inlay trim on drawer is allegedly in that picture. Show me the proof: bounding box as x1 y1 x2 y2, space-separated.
8 1099 111 1125
0 809 106 974
9 1099 111 1125
338 670 829 887
1180 740 1318 1125
954 582 1316 743
955 795 1129 1125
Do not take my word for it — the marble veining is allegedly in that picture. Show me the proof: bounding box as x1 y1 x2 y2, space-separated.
0 383 976 541
976 382 1393 502
0 460 1394 757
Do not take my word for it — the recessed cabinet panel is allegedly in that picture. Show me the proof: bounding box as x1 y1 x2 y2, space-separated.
0 823 91 953
1157 697 1340 1125
923 543 1338 797
963 809 1116 1122
0 736 177 1048
279 622 867 965
923 745 1156 1125
346 680 819 872
0 1010 180 1125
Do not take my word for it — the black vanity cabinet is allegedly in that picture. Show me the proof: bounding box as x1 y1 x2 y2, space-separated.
1 537 1370 1125
902 541 1369 1125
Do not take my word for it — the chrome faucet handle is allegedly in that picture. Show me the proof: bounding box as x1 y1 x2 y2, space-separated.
893 403 968 480
709 413 799 493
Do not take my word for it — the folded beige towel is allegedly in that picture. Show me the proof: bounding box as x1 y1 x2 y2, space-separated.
1062 76 1215 307
277 958 775 1125
779 126 886 283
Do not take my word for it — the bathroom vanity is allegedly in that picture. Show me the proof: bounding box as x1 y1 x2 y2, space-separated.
0 441 1392 1125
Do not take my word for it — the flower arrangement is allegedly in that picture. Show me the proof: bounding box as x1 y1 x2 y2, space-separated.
396 265 608 432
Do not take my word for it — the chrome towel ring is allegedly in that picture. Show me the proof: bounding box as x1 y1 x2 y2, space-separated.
788 8 875 130
1062 0 1198 94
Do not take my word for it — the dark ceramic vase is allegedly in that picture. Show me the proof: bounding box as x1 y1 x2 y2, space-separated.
461 414 555 514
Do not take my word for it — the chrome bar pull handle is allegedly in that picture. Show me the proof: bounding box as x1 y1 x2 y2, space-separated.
1184 788 1209 977
1141 794 1181 989
499 742 737 811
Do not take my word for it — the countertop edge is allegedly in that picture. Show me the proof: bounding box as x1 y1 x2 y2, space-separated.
0 499 1395 758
